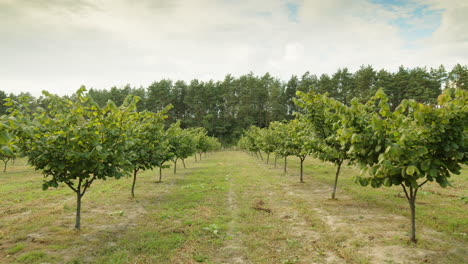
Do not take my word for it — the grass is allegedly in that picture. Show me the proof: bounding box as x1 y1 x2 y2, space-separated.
0 152 466 263
282 155 468 239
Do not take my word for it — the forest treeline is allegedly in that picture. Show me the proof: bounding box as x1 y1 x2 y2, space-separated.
1 64 467 144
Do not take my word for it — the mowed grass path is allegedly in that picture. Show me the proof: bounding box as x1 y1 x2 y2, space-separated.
0 151 467 263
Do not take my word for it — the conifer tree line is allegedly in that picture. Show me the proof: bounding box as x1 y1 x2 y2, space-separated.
1 64 466 144
238 86 467 243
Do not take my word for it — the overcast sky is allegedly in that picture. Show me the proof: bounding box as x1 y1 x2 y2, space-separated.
1 0 467 96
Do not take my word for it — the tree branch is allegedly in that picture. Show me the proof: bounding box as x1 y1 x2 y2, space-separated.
64 180 78 193
401 183 410 201
81 175 97 196
418 179 429 188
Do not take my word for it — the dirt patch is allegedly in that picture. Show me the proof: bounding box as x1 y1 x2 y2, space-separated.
252 200 272 213
362 245 432 264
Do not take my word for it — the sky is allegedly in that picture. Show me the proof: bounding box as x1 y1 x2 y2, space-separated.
0 0 467 97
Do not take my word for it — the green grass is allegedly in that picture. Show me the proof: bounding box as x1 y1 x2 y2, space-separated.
6 243 25 255
0 153 467 263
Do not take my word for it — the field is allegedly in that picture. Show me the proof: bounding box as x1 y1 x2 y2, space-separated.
0 151 467 264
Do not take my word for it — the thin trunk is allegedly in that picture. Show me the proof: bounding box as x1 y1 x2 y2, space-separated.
410 195 416 242
199 153 202 161
159 166 162 182
284 156 287 173
195 154 197 162
331 160 343 199
3 159 8 172
258 151 264 161
266 153 270 164
182 159 186 168
255 152 259 159
300 158 304 183
274 155 277 168
131 168 138 198
75 178 82 229
174 160 177 174
75 192 82 229
402 184 418 243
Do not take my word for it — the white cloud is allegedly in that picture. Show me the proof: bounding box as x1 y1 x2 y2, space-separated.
0 0 466 96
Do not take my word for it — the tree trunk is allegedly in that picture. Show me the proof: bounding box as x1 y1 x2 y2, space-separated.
3 159 8 172
75 191 82 229
159 166 162 182
199 153 202 161
258 152 263 161
131 168 138 198
182 159 186 168
274 155 277 168
255 152 259 159
410 195 416 242
195 154 197 162
266 153 270 164
75 178 83 230
174 160 177 174
300 158 304 183
284 156 287 173
401 184 418 243
331 160 343 199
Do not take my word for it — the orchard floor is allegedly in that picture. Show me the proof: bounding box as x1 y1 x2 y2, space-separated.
0 151 467 264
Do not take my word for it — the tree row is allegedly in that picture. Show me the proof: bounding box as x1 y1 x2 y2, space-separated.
1 88 221 229
239 88 467 243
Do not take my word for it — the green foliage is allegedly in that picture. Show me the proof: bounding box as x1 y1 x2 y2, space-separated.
238 126 263 154
337 88 467 241
7 87 139 228
295 92 349 164
127 106 170 172
9 88 137 189
340 88 467 189
191 127 221 155
127 105 170 196
167 122 196 162
3 64 466 144
0 118 18 172
281 119 315 160
265 121 294 158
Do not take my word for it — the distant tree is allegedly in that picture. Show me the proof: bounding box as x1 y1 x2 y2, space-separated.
0 90 8 115
285 75 299 117
128 107 169 197
147 79 174 113
353 65 377 102
296 92 351 198
448 63 468 90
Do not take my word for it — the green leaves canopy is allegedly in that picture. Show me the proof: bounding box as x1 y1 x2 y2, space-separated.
8 87 138 190
340 88 467 189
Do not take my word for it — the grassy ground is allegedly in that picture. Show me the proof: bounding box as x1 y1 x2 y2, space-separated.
0 152 466 264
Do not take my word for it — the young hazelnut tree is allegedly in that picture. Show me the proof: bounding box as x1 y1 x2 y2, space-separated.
127 106 170 197
295 92 351 199
7 88 137 229
339 88 467 242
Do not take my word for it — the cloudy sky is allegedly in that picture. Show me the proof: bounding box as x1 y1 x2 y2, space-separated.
1 0 467 96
